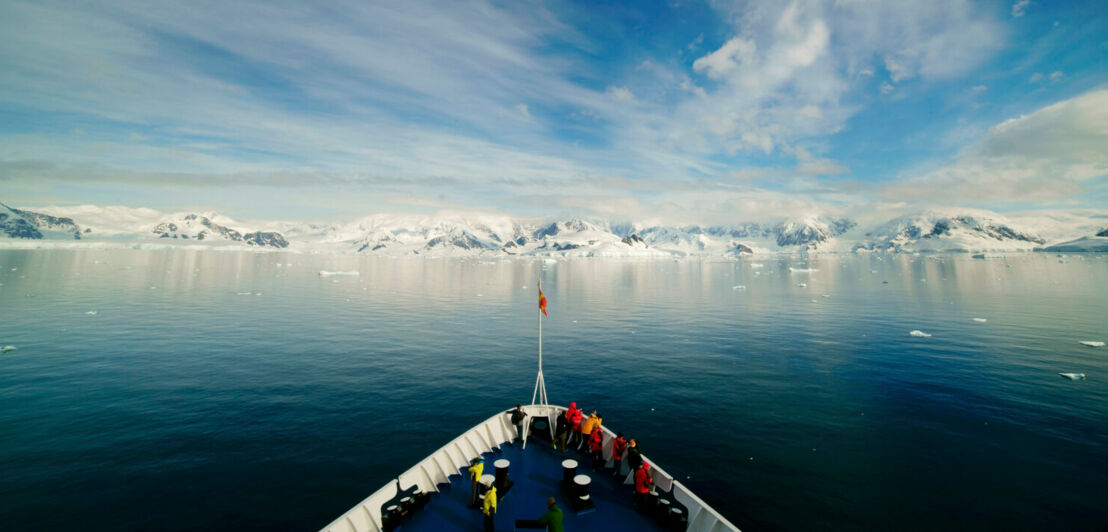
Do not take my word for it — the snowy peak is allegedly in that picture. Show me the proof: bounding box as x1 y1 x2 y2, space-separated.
776 217 856 247
2 202 1105 255
152 214 289 248
0 202 83 240
861 212 1045 252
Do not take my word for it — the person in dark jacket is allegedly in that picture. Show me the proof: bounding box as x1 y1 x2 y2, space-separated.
626 438 643 471
552 412 569 452
508 403 526 443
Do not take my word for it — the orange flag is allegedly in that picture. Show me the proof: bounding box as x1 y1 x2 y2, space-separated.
538 288 548 316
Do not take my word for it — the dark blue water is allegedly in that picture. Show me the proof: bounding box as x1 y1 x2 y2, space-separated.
1 250 1106 531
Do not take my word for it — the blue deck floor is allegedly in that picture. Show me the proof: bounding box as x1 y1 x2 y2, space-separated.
399 437 665 531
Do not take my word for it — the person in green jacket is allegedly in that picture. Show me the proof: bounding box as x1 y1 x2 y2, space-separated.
536 497 564 532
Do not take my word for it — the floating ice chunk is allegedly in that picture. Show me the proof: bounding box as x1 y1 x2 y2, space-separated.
543 258 558 265
1 345 15 353
85 311 98 316
1080 341 1105 348
973 318 988 323
319 270 359 277
810 299 818 303
1059 373 1086 380
331 279 340 284
789 267 818 273
732 285 746 291
236 292 251 296
254 292 262 296
750 263 764 268
821 294 831 298
798 283 807 288
909 330 932 338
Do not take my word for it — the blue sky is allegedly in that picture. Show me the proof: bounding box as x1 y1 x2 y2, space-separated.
0 0 1105 223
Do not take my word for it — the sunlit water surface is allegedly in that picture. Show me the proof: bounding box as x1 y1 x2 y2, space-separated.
1 250 1106 531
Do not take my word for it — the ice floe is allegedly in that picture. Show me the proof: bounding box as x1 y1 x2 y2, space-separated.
789 267 818 273
732 285 746 291
1080 341 1105 347
319 270 359 277
798 283 807 288
909 330 932 337
1 345 15 353
973 318 988 323
1059 373 1086 380
85 311 98 316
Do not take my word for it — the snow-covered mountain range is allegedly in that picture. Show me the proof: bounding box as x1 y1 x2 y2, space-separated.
2 202 1106 255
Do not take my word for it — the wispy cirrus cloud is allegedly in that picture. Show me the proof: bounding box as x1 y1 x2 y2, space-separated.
0 0 1100 223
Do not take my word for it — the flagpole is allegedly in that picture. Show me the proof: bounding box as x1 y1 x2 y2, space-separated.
532 277 547 406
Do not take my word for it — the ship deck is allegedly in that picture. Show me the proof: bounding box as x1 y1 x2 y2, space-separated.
400 437 664 531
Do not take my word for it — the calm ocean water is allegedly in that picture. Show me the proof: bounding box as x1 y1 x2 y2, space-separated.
0 249 1105 531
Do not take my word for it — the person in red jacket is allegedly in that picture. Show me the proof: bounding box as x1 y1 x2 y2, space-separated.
633 461 654 511
568 408 584 449
611 432 628 476
563 402 580 448
587 425 604 469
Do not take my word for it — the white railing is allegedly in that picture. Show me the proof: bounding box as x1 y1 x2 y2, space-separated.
321 404 739 532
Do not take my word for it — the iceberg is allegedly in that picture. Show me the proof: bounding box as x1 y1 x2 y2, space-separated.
1 345 15 353
318 270 359 277
1079 341 1105 347
1059 373 1086 380
973 318 988 323
909 330 932 337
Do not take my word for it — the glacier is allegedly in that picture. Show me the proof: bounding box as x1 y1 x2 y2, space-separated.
1 202 1105 258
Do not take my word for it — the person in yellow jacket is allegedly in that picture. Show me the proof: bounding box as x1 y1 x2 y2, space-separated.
482 484 497 532
468 457 484 506
580 411 602 450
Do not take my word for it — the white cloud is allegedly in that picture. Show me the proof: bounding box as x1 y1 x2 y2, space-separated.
1049 70 1064 82
1012 0 1030 17
880 82 895 95
607 86 634 101
971 85 988 93
0 0 1019 222
885 90 1108 202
